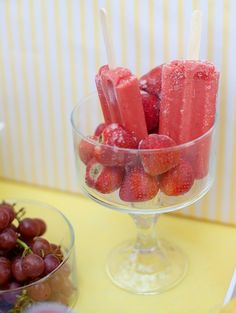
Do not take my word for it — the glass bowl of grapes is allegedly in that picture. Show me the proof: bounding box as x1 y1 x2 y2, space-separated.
0 199 78 313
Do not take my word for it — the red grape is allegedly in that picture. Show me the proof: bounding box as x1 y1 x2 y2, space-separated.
0 228 17 250
22 254 45 279
11 257 27 282
49 273 64 291
0 202 67 302
33 218 46 236
32 238 51 257
27 282 51 301
44 254 60 275
18 218 40 238
2 281 20 304
0 203 15 223
50 243 63 260
0 209 10 231
0 257 11 285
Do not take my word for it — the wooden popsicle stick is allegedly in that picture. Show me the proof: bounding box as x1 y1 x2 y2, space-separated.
187 10 202 60
99 8 116 69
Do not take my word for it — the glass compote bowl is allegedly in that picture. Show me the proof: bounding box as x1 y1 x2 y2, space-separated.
0 200 78 312
71 93 216 295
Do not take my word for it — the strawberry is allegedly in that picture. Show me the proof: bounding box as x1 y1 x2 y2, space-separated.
159 159 194 196
141 91 160 132
139 134 180 176
139 64 163 97
94 123 108 136
119 166 159 202
94 123 138 167
78 135 98 165
183 135 212 179
85 158 124 194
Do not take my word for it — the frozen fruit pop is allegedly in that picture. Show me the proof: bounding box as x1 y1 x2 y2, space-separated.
101 67 148 140
159 60 219 178
159 60 219 143
95 65 112 124
139 64 163 97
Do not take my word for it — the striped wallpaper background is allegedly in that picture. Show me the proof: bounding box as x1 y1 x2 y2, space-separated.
0 0 235 224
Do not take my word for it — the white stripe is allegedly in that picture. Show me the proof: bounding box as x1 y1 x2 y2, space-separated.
9 3 34 182
32 2 55 187
57 0 80 191
123 0 136 72
109 0 123 68
182 0 193 59
21 0 43 184
45 0 68 190
0 99 7 176
220 0 236 223
154 0 164 64
207 0 224 221
198 0 208 59
0 8 20 179
139 0 150 74
168 0 178 61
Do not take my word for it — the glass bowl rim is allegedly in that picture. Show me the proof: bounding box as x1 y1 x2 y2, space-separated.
0 198 75 294
71 92 216 153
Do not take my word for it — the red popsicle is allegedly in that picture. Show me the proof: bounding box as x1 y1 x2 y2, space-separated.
101 67 148 141
159 60 219 143
159 60 219 178
95 65 112 124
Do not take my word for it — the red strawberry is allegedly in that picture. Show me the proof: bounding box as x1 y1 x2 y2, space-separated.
94 123 138 167
141 91 160 132
119 166 159 202
94 123 108 136
184 135 212 179
85 158 124 194
78 135 98 165
139 64 163 97
139 134 180 176
159 159 194 196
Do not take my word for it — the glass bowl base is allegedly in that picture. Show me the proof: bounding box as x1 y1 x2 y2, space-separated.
106 239 188 295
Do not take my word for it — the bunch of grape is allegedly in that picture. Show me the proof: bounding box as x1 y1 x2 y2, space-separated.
0 201 75 312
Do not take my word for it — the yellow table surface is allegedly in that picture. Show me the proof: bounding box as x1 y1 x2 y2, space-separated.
0 179 235 313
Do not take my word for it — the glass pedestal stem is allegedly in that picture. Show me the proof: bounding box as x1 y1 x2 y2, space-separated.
106 212 188 294
131 214 159 254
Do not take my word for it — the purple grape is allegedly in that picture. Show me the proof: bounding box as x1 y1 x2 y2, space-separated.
33 218 47 236
2 281 21 304
0 257 11 285
22 254 45 279
0 210 10 232
11 257 27 282
0 228 17 250
44 254 60 274
0 203 15 223
18 218 40 239
32 238 51 258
